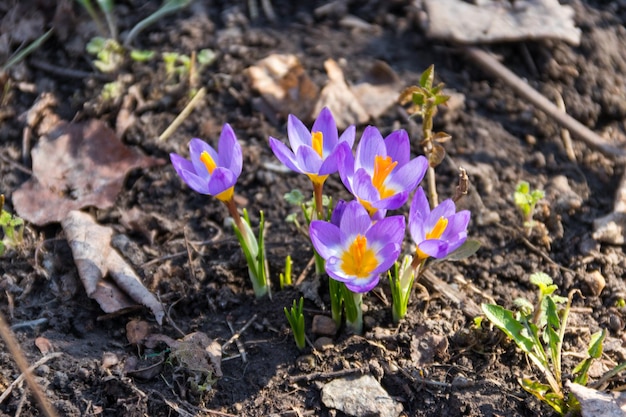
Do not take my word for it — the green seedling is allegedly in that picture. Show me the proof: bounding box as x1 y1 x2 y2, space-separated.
162 49 216 85
482 272 610 415
86 36 125 73
284 297 306 350
399 65 451 207
514 180 545 233
279 255 293 289
232 209 270 299
0 195 25 255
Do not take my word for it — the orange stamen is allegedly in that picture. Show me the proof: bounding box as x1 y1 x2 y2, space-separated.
200 151 217 174
426 216 448 240
311 131 323 157
340 234 378 279
372 155 398 199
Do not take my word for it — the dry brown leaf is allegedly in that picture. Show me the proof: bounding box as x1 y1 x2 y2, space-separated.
313 59 369 129
146 332 222 377
34 336 53 356
61 210 165 325
350 60 402 120
246 54 319 121
126 319 150 345
13 119 162 226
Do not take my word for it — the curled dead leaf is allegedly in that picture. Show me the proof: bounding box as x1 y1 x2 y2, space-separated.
61 210 165 325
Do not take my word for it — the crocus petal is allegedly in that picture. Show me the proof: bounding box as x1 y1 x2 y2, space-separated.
178 169 210 194
330 200 348 227
309 221 342 260
207 168 237 196
371 242 402 275
318 142 347 176
218 124 242 177
189 138 217 177
410 187 430 220
431 199 456 221
170 153 195 177
337 145 356 193
295 146 323 174
384 130 411 166
441 210 471 241
343 275 380 293
339 201 373 239
269 137 304 174
351 169 380 203
312 107 338 153
355 126 385 172
386 156 428 192
338 125 356 149
418 240 449 258
372 191 408 211
287 114 311 151
366 216 405 250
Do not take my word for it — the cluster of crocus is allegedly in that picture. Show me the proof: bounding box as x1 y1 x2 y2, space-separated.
269 108 471 332
170 124 269 298
171 107 472 332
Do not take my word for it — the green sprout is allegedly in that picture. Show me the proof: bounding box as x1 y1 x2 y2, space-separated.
482 272 613 415
514 181 545 234
0 195 25 255
232 209 270 299
399 65 451 208
86 36 125 73
284 297 306 350
279 255 293 289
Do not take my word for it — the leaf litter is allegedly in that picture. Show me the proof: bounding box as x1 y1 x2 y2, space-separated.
13 119 162 226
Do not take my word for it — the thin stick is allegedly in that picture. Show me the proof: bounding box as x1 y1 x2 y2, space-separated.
223 314 258 363
158 87 206 142
554 90 576 162
464 47 626 159
0 314 61 417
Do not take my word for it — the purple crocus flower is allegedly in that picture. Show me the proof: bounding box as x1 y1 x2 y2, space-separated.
338 126 428 219
309 201 405 293
409 187 470 261
170 123 242 202
269 107 355 186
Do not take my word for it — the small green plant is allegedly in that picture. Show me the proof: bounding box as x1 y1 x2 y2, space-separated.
284 297 306 350
482 272 607 415
0 195 25 255
514 181 545 234
400 65 452 208
279 255 293 289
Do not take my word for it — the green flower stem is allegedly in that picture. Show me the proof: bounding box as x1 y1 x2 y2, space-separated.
329 278 343 327
226 200 270 299
389 256 415 324
343 288 363 335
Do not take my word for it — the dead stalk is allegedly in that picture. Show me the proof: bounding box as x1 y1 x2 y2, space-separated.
0 313 61 417
464 47 626 160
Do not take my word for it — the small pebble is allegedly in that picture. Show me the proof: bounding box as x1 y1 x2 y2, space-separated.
314 337 334 351
584 270 606 297
312 315 338 336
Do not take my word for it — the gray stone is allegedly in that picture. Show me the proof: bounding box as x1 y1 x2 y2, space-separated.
321 374 403 417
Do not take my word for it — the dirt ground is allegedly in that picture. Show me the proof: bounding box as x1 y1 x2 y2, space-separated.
1 1 626 416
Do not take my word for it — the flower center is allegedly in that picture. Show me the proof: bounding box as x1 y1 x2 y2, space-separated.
200 151 217 174
426 216 448 239
372 155 398 199
341 234 378 279
311 131 323 157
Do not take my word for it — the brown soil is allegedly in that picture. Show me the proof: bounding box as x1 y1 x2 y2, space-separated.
1 1 625 416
